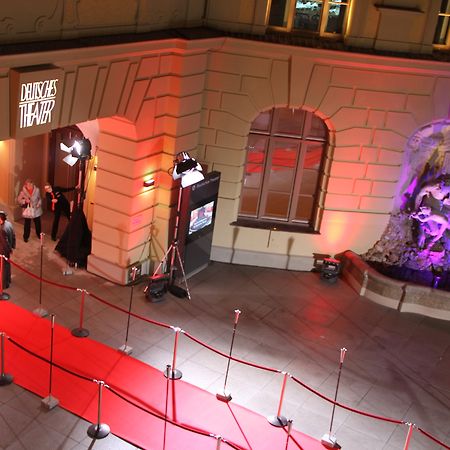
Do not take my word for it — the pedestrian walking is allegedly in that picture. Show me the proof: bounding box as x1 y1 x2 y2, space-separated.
17 179 43 242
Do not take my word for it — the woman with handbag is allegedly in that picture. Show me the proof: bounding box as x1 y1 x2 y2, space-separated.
17 179 43 242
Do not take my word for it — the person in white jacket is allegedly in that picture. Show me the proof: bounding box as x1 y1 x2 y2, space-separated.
17 179 43 242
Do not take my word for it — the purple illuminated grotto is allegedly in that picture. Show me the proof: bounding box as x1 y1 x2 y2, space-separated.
364 120 450 290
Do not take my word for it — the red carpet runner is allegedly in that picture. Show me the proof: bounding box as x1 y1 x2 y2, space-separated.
0 302 325 449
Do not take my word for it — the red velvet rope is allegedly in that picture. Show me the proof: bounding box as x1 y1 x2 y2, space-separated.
291 375 403 424
6 334 245 450
107 386 246 450
8 258 78 291
3 256 450 449
417 426 450 449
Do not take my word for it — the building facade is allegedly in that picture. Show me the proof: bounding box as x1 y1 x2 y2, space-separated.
0 0 449 283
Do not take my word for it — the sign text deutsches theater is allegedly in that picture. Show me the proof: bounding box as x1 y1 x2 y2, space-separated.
19 79 58 128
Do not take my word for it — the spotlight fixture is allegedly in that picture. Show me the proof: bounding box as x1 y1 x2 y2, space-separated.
143 178 155 188
172 151 204 188
60 138 92 167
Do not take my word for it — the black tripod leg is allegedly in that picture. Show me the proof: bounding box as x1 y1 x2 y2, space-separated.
174 245 191 300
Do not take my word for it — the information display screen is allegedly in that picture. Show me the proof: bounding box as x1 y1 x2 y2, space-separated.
188 200 215 235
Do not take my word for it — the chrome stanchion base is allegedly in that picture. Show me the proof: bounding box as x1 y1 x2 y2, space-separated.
216 390 232 403
33 307 49 318
0 373 13 385
267 414 288 427
321 433 341 449
41 394 59 410
164 367 182 380
71 327 89 338
118 344 133 355
87 423 110 439
0 293 10 301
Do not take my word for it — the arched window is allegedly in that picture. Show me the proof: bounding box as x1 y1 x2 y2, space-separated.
238 107 328 231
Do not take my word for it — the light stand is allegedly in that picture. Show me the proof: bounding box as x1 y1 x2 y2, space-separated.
146 152 203 302
57 138 92 270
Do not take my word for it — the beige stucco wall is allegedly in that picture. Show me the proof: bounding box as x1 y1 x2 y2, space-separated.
0 33 449 281
0 0 205 44
199 38 450 269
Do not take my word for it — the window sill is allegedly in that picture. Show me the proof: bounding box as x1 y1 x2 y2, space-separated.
231 219 319 234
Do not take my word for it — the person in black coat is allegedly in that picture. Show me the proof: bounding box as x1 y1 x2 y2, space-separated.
44 182 77 241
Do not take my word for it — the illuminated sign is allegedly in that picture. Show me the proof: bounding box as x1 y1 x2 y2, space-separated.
19 79 58 128
10 66 63 138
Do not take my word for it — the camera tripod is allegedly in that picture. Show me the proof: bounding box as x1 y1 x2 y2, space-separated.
146 185 191 301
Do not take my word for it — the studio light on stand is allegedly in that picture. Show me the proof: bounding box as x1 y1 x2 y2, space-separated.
56 138 93 272
145 151 204 302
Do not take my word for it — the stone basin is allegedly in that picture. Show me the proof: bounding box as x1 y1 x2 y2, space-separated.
337 250 450 321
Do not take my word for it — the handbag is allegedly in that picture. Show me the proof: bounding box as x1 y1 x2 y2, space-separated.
22 205 35 219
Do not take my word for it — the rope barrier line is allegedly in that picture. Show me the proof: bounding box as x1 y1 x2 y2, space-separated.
5 332 246 450
9 259 78 292
7 337 94 383
3 256 450 449
107 385 246 450
89 292 171 330
417 426 450 450
183 330 280 373
290 375 403 425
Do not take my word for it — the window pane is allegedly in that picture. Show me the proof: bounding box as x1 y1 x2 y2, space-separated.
273 108 306 136
300 169 319 195
294 195 314 221
262 141 298 219
325 3 347 34
303 142 324 169
239 135 268 216
240 188 260 216
305 115 328 140
251 110 272 133
434 15 450 44
293 1 323 32
264 192 291 218
269 0 290 27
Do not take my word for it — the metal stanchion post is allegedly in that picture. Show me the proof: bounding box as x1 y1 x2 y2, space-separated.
87 380 110 439
118 267 137 355
33 233 48 317
42 314 59 409
0 332 13 386
72 288 90 337
164 327 183 380
0 255 10 301
215 435 222 449
321 347 347 449
267 371 289 427
217 309 241 402
403 423 415 450
163 364 171 450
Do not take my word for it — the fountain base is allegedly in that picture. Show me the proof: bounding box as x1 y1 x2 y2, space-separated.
337 250 450 321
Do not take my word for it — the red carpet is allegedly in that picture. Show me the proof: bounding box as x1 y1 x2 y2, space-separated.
0 302 325 449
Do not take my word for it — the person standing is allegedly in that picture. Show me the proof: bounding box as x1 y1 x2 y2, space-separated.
17 179 43 242
0 227 11 289
0 211 16 252
44 182 76 241
0 211 14 288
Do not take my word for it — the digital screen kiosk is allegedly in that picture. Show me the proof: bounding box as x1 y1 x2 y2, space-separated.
175 171 220 278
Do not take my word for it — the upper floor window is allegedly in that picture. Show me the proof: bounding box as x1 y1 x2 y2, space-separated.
434 0 450 46
238 108 328 231
268 0 350 36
